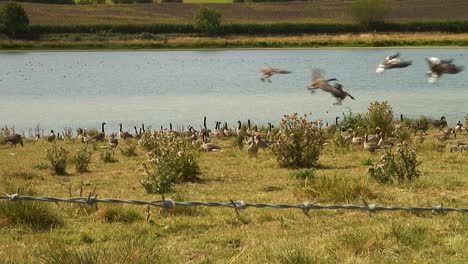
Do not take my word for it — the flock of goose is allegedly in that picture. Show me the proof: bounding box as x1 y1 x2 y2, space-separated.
261 53 464 105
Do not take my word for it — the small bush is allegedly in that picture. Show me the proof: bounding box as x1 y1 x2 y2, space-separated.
120 143 137 157
100 148 116 163
340 111 368 136
368 144 421 184
290 168 316 181
97 206 142 223
366 101 394 135
140 132 200 194
0 185 64 231
271 113 325 168
394 127 412 144
347 0 391 29
75 146 92 173
232 134 246 150
194 6 222 35
45 144 69 175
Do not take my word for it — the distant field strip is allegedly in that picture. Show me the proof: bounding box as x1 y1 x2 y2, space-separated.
19 0 468 25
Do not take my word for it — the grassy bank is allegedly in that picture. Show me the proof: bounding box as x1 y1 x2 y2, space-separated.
2 33 468 49
1 122 468 263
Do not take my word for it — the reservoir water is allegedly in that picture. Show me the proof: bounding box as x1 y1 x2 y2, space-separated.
0 49 467 135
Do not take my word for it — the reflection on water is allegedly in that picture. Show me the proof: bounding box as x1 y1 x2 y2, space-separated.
0 49 467 134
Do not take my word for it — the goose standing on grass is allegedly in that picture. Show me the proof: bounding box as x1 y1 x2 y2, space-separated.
119 123 134 140
93 122 106 141
47 130 56 142
260 66 292 83
247 135 260 158
308 70 355 105
426 57 464 83
376 52 412 73
4 134 23 147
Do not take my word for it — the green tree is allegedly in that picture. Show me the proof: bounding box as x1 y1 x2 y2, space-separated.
194 6 222 35
0 2 29 36
347 0 391 28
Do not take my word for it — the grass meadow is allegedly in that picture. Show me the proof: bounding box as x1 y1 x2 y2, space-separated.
1 124 468 263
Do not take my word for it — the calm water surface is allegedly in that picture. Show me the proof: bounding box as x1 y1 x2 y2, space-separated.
1 49 467 134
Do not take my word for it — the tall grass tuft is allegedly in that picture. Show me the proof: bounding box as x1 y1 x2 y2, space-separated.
97 206 142 223
300 174 376 203
391 223 427 249
45 143 69 175
41 235 164 264
278 250 318 264
0 185 64 231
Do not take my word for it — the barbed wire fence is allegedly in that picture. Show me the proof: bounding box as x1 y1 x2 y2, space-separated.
2 193 468 219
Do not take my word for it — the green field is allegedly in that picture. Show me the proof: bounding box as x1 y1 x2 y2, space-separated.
1 116 468 263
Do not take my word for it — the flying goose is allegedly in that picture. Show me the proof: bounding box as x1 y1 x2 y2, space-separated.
308 70 355 105
4 134 23 147
376 52 412 73
426 57 464 83
260 66 292 83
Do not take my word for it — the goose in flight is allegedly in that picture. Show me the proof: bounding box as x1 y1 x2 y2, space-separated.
307 70 355 105
426 57 464 83
260 66 291 83
376 52 412 73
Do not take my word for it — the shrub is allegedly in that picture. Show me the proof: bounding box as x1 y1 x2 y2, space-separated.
0 2 29 36
194 6 222 35
45 144 68 175
368 144 421 184
393 127 412 144
140 132 200 194
347 0 391 29
340 111 368 136
271 113 325 168
100 148 116 163
232 134 245 150
366 101 394 135
120 143 137 157
75 145 92 173
0 185 64 231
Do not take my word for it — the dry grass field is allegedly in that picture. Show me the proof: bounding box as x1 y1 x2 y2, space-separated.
15 0 468 25
1 120 468 263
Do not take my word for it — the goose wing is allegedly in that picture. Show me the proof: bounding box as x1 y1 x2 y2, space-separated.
272 68 291 74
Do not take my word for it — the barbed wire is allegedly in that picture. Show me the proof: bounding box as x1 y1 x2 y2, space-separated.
1 193 468 216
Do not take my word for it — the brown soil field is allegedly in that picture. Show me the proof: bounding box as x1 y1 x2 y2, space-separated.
16 0 468 25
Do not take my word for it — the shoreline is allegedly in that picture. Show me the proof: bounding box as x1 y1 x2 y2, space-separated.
1 33 468 51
